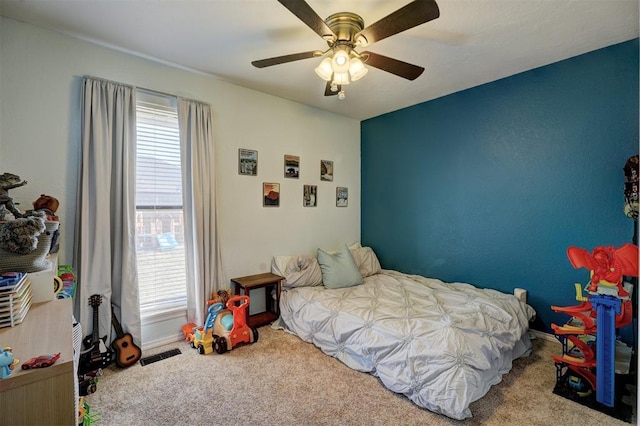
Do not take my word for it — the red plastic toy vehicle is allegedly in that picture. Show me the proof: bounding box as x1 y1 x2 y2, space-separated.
212 295 258 354
21 352 61 370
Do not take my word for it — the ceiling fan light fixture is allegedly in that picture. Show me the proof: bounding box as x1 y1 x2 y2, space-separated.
332 46 351 73
314 57 334 81
333 71 350 85
355 34 368 47
348 57 368 81
253 1 441 100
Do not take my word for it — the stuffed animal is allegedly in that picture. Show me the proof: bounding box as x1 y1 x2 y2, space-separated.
33 194 59 213
0 173 28 219
32 194 60 221
0 214 46 255
0 347 19 379
211 289 232 307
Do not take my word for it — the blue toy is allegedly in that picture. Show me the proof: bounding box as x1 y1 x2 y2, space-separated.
203 302 224 333
191 302 224 355
0 347 19 379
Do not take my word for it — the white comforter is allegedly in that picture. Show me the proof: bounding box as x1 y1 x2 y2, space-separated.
278 270 536 420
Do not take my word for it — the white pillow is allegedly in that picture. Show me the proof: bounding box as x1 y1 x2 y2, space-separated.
355 246 382 277
271 255 323 288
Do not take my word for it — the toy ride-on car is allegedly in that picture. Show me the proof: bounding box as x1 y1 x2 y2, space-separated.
191 302 224 355
212 295 259 354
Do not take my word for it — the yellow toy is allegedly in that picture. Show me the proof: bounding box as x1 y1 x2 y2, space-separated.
191 302 224 355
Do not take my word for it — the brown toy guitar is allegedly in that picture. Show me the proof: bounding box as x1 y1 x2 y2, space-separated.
111 308 141 368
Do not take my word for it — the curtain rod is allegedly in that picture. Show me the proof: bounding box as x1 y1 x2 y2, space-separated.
83 75 208 106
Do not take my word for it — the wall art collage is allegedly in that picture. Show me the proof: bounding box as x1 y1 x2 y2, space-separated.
239 148 348 208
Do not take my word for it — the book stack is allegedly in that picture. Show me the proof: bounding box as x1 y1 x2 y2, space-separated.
0 272 33 328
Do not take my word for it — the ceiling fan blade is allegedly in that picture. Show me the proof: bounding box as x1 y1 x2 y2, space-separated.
277 0 336 40
355 0 440 46
361 51 424 80
324 82 341 96
251 51 319 68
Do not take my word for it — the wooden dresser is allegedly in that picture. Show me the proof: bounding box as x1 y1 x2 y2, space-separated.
0 299 75 425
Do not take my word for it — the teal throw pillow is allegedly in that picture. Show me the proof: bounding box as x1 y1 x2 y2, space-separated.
317 244 364 289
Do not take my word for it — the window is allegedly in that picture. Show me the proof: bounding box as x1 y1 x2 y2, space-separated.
135 92 188 319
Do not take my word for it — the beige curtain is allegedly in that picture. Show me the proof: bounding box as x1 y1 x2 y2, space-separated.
177 98 224 325
74 77 141 347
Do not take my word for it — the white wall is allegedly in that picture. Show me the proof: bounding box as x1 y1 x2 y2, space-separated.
0 18 360 347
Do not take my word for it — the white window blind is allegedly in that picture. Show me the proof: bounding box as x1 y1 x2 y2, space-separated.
135 94 188 318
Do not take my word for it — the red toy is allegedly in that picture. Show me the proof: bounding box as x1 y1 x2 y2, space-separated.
21 352 61 370
182 322 197 342
567 244 638 297
212 295 259 354
552 243 639 412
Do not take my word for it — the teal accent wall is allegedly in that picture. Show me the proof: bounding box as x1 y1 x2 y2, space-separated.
361 39 639 338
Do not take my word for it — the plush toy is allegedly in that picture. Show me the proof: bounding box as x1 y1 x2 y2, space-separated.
0 347 19 379
0 172 28 219
32 194 60 221
211 289 232 307
0 214 46 255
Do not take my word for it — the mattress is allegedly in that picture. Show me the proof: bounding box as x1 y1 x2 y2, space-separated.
277 269 536 420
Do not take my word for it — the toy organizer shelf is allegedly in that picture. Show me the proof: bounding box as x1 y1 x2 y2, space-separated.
0 272 33 328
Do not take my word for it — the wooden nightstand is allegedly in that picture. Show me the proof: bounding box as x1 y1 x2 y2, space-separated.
231 272 284 328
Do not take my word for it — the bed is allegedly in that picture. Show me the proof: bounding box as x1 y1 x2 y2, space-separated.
272 243 536 420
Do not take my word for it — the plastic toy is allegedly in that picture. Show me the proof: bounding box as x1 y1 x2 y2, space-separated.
78 368 102 396
191 302 224 355
212 295 259 354
182 322 197 342
56 265 76 299
551 335 596 368
21 352 61 369
182 289 233 346
78 396 101 426
567 245 638 297
551 243 638 420
567 373 593 397
0 347 18 379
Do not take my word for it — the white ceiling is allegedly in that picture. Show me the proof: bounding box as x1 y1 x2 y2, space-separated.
1 0 638 120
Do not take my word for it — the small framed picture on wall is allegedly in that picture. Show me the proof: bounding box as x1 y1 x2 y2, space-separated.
284 155 300 178
320 160 333 181
336 187 348 207
238 148 258 176
263 182 280 207
303 185 317 207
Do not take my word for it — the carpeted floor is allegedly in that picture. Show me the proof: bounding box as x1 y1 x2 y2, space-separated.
85 327 636 425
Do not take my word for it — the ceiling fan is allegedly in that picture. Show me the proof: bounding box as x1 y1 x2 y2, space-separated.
251 0 440 99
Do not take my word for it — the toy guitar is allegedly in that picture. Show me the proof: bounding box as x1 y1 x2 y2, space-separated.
80 295 113 373
111 307 141 368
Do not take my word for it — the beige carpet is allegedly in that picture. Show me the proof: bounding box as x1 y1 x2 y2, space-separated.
85 327 635 425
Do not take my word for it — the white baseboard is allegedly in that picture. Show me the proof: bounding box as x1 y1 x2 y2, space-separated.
141 332 183 351
529 329 559 343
